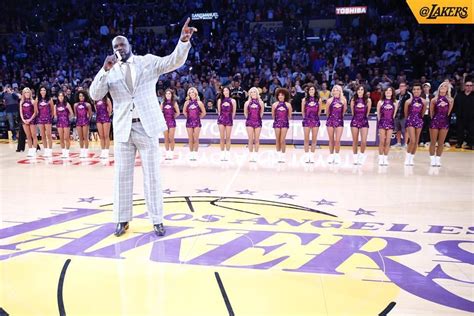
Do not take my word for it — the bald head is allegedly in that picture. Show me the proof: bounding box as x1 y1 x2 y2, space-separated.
112 35 129 46
112 36 132 62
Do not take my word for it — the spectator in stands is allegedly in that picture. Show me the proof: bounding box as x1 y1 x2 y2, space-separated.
202 81 216 105
230 80 246 112
260 86 271 111
205 100 216 113
393 81 412 148
455 76 473 150
1 85 20 141
318 82 330 114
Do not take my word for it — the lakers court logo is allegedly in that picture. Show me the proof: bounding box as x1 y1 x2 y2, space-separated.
1 196 472 314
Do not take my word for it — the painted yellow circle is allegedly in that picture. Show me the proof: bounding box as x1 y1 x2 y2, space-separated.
1 196 399 315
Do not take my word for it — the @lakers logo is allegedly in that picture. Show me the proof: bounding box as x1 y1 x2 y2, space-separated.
419 4 468 19
407 0 474 24
1 196 472 314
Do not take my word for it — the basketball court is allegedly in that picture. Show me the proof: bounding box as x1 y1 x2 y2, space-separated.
1 141 472 315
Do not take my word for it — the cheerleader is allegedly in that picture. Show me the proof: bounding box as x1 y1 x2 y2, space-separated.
161 89 180 160
429 82 454 167
302 84 321 163
19 88 38 158
35 86 54 157
420 83 433 146
95 95 112 159
377 87 398 166
404 83 428 166
244 87 264 162
183 87 206 160
54 92 74 158
217 86 236 161
326 85 347 164
350 85 372 165
74 91 93 158
272 88 292 162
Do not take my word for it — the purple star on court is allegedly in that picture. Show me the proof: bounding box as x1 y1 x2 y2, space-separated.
236 189 257 195
196 187 216 194
349 208 376 216
78 197 100 203
313 199 336 206
276 193 297 199
163 188 177 195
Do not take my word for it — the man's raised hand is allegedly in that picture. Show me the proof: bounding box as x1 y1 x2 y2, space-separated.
180 17 197 42
103 54 117 71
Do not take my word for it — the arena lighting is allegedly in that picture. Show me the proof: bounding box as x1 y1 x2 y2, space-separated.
335 6 368 15
306 36 321 43
191 12 219 20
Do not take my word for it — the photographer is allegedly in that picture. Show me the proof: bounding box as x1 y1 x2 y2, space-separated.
1 85 21 141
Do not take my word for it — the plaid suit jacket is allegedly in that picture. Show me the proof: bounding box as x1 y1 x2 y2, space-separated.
90 40 191 142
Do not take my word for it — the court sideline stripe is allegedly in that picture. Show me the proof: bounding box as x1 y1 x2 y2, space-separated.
210 199 260 216
379 302 397 315
184 197 195 212
57 259 72 316
215 272 235 316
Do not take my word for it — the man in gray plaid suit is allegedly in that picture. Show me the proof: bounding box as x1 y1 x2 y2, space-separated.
90 18 197 237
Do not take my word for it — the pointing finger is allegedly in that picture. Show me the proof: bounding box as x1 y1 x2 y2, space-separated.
183 17 190 28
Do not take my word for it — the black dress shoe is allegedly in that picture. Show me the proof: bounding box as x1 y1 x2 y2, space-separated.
114 222 129 237
153 223 166 236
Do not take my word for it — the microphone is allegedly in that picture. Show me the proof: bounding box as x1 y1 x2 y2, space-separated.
115 50 123 62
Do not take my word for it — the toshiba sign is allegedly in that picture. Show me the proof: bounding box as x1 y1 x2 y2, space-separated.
335 6 368 15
